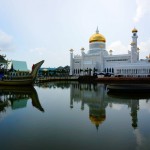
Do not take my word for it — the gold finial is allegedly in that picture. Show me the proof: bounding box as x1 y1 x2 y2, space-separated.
109 49 113 55
81 47 85 51
132 27 138 33
69 49 74 52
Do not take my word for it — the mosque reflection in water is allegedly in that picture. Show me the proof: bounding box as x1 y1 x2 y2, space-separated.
69 82 146 129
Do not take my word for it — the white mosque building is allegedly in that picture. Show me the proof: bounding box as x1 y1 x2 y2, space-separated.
69 28 150 77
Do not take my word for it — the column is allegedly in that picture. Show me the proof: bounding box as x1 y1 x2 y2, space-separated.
69 49 74 75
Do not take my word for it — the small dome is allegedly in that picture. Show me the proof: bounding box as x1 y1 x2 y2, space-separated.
89 28 106 43
132 28 138 33
130 42 136 45
81 47 85 50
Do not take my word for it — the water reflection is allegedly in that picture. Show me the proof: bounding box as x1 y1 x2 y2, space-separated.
38 82 150 130
71 83 147 129
70 83 106 129
36 81 70 89
0 82 149 150
0 86 44 114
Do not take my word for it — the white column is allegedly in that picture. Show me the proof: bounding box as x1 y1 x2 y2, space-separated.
69 49 74 75
80 47 85 76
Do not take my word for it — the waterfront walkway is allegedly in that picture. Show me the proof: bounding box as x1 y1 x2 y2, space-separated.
96 77 150 83
36 76 150 83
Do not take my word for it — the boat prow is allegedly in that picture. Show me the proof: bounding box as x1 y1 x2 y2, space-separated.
0 60 44 86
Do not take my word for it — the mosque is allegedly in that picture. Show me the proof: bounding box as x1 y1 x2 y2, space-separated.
69 28 150 77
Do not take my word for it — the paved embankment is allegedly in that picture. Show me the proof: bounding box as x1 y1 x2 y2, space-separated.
36 76 150 84
95 77 150 83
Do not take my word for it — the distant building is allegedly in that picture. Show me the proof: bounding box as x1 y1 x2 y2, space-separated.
11 98 28 110
70 27 150 77
39 66 70 77
8 60 29 76
38 68 56 76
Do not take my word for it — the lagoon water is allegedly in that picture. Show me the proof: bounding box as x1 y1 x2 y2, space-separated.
0 82 150 150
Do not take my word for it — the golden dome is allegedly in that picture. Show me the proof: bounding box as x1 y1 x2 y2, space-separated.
132 28 138 33
89 115 106 126
89 28 106 43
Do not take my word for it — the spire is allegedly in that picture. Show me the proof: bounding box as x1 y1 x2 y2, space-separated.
132 27 138 33
96 26 99 34
95 124 99 131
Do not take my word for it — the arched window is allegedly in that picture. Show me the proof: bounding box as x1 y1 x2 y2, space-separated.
78 69 79 74
76 69 77 74
112 68 114 73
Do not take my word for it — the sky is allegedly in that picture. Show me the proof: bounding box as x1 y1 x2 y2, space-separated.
0 0 150 69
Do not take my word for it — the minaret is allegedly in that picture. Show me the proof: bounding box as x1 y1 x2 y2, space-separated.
69 49 74 75
81 47 85 56
131 28 139 63
80 47 85 76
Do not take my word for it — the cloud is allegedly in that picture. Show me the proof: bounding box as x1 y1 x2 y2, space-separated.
133 129 143 147
29 47 47 55
108 41 130 55
140 100 150 112
111 104 123 110
108 39 150 59
134 0 150 22
133 128 150 149
0 30 14 51
138 38 150 58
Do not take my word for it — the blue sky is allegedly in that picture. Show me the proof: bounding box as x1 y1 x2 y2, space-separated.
0 0 150 69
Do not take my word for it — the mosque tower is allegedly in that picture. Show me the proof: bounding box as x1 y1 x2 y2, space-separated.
131 28 139 63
